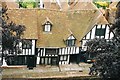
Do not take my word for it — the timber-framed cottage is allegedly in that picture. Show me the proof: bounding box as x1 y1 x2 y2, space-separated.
1 1 117 66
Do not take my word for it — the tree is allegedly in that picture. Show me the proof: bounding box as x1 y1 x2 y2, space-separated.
86 38 119 79
86 2 120 79
17 0 37 8
93 0 111 9
85 38 117 59
1 6 26 64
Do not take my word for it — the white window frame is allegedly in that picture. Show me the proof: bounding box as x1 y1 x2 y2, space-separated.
44 22 51 32
66 35 76 46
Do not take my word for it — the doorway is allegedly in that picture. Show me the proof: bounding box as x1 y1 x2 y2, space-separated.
69 54 79 64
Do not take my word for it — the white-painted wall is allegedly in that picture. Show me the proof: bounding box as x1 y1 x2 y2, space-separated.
59 47 79 55
36 46 80 65
91 26 96 39
32 40 35 55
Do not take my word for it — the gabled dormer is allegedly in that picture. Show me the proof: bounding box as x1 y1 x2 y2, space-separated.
42 17 53 32
65 34 76 46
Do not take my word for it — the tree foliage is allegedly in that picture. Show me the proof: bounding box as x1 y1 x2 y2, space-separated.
17 0 37 8
86 38 120 79
93 0 111 9
1 6 25 55
85 38 117 53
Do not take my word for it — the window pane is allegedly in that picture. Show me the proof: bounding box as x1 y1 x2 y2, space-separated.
45 24 51 32
60 56 67 61
46 49 57 55
95 28 105 36
60 56 63 60
68 40 72 46
22 40 32 49
72 40 75 46
47 25 50 31
66 39 75 46
45 25 48 31
64 56 67 60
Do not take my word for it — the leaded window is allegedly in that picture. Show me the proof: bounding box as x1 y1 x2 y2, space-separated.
45 49 58 55
44 22 51 32
66 39 75 46
22 40 32 49
95 28 106 36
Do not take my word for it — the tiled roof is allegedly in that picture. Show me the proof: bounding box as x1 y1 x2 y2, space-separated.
96 12 109 24
68 2 97 10
2 2 19 9
44 2 61 10
42 17 53 25
108 2 118 23
6 0 110 48
7 9 38 39
109 2 118 10
7 9 105 48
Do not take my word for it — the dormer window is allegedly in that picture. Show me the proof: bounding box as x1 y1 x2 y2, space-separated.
66 35 76 46
66 39 75 46
44 22 51 32
42 17 53 32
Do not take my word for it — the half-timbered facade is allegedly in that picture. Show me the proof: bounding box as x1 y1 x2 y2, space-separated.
80 2 119 51
6 9 101 65
3 1 118 66
81 24 114 51
80 8 116 60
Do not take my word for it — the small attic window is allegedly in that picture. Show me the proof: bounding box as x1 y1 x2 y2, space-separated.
66 39 75 46
66 35 76 46
42 17 53 32
44 22 51 32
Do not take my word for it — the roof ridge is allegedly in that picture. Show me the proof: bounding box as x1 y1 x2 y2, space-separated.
8 7 98 12
68 28 73 34
42 17 53 25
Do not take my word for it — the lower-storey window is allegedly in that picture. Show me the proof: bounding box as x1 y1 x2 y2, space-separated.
45 48 58 55
22 40 32 49
95 28 106 36
60 55 67 61
40 57 58 65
